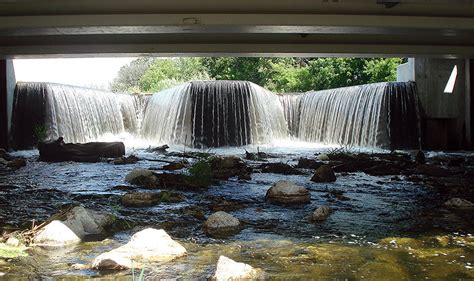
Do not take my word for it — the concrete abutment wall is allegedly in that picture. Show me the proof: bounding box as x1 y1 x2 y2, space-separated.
0 59 16 149
398 58 473 150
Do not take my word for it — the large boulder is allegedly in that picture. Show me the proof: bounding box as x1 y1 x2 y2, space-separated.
211 256 260 281
203 211 241 238
265 180 310 205
62 206 115 239
92 228 186 270
33 206 115 247
309 206 333 222
33 220 81 247
311 164 336 182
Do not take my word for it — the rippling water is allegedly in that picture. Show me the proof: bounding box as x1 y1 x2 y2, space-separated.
0 144 473 279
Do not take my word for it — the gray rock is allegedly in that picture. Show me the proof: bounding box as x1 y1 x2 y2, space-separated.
212 256 259 281
92 228 187 270
443 198 474 209
63 206 115 239
203 211 241 238
265 180 310 205
33 220 81 247
33 206 114 247
311 164 336 182
309 206 333 222
125 169 154 183
121 192 161 207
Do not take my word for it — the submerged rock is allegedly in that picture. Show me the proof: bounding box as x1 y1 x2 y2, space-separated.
364 162 401 176
443 198 474 209
6 158 26 169
125 169 154 183
260 162 302 175
296 158 323 169
415 164 451 177
212 256 259 281
309 206 333 222
92 228 187 270
121 192 161 207
266 180 310 205
311 164 336 182
203 211 241 238
113 155 139 165
162 162 186 171
210 156 251 180
0 243 28 258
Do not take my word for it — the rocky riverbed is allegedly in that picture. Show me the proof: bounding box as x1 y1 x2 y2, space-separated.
0 145 473 279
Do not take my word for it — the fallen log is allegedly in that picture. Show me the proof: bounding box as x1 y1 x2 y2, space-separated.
38 137 125 162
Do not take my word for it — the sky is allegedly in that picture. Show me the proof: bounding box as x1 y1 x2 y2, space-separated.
13 57 137 90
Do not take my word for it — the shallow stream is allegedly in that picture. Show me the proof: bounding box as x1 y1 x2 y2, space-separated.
0 144 473 280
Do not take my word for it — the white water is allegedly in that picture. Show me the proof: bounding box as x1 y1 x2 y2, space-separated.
12 81 420 150
141 84 193 145
41 83 139 143
296 83 390 148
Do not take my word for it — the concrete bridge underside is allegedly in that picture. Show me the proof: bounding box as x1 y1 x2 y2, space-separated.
0 0 473 58
0 0 473 149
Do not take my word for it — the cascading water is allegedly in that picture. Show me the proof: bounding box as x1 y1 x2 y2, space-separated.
278 94 301 137
287 82 420 149
11 82 139 148
10 80 420 150
141 81 288 147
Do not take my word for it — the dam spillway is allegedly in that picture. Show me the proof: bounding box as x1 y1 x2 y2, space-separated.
10 80 421 150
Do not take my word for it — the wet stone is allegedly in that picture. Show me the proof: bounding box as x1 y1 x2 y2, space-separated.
266 180 310 205
6 159 26 169
309 206 333 222
311 164 336 183
212 256 260 281
203 211 241 238
260 162 302 175
443 198 474 209
296 158 323 169
113 155 139 165
121 192 161 207
92 228 187 270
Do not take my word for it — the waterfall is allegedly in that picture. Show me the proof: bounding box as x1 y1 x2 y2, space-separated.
278 94 301 137
11 82 139 148
293 82 420 149
141 83 193 146
141 81 288 147
10 81 420 150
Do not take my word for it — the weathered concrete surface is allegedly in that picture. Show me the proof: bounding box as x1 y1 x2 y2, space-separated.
398 58 471 150
0 59 15 149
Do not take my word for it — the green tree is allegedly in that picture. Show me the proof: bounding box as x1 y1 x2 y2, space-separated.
364 58 402 83
140 58 209 92
110 57 155 92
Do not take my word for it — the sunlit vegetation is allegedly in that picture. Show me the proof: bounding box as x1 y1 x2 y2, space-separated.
110 57 404 93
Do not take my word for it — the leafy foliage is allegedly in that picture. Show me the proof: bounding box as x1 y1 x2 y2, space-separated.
187 159 213 187
111 57 404 93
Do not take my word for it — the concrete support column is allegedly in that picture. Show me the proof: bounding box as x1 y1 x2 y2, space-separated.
0 59 16 150
470 59 474 149
0 60 7 149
